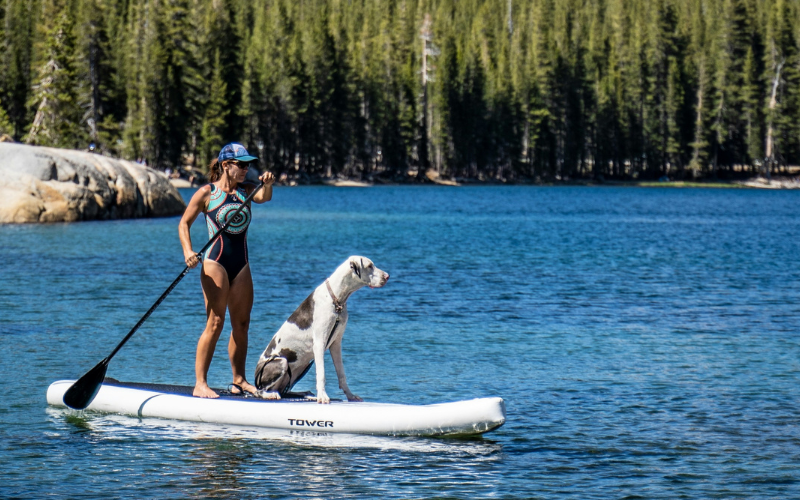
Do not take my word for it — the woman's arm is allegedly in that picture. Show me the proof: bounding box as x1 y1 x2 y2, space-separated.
250 171 276 204
179 185 211 268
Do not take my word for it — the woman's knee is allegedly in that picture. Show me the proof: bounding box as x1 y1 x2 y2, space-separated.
206 314 226 335
231 318 250 335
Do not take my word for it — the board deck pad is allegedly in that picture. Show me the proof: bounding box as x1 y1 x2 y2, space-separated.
103 378 327 402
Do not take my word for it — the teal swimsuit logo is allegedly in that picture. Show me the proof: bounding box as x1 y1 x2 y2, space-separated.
216 203 250 234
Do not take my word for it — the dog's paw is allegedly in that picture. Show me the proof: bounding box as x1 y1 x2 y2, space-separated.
346 394 363 402
258 390 281 400
317 391 331 404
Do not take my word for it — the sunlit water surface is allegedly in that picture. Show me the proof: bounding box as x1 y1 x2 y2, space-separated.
1 186 798 498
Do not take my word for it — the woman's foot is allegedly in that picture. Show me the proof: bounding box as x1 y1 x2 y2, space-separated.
229 380 258 396
193 383 219 398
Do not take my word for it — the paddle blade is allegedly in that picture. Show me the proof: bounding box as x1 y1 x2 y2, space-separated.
63 359 109 410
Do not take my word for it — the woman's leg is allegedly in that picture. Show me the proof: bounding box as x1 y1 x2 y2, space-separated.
194 261 229 398
227 264 257 394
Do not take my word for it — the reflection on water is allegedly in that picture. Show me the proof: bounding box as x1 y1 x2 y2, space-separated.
47 407 502 455
45 406 505 498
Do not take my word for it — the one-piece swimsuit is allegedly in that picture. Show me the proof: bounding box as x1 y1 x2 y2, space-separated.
203 184 251 283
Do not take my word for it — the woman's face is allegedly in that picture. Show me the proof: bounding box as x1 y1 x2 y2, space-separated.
224 160 249 182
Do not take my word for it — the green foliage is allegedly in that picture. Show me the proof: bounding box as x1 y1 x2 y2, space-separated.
0 0 35 139
74 0 125 154
1 0 799 178
25 1 85 148
0 102 12 136
200 51 229 166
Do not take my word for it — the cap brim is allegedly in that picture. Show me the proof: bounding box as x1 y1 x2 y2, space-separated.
234 155 259 162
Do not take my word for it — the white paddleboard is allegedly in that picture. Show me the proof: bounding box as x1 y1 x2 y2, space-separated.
47 379 506 437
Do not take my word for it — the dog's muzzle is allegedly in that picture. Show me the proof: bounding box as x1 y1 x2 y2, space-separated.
370 273 389 288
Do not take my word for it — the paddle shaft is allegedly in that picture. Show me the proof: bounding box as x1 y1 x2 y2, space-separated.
103 180 266 363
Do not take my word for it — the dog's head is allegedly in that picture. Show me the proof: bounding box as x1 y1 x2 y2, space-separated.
348 256 389 288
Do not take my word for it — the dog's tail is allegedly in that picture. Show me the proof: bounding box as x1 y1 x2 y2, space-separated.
254 355 291 394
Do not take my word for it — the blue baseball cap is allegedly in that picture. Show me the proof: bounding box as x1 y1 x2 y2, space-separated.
218 143 258 163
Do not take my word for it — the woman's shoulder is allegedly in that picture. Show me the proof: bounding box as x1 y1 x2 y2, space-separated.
182 183 213 216
190 183 213 203
237 183 255 198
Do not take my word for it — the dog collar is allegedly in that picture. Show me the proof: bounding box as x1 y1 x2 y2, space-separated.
325 280 343 314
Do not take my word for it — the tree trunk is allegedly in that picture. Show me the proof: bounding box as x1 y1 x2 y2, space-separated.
690 62 705 179
765 59 784 179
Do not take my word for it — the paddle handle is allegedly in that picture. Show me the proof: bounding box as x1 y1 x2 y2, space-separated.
105 180 266 363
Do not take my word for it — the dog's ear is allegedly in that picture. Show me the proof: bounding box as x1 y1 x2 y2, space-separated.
350 259 362 279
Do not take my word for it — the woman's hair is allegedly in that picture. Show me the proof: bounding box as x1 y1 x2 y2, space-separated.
208 158 222 182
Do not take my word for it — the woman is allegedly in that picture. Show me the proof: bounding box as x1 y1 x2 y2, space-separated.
179 143 275 398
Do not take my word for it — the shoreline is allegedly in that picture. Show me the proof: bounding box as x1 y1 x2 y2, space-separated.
171 175 800 190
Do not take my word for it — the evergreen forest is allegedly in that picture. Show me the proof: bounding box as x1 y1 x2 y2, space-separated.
1 0 799 182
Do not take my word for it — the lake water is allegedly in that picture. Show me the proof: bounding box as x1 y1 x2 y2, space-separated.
1 185 798 498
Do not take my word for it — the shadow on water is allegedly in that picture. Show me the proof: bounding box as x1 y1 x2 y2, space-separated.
63 411 93 433
186 440 256 496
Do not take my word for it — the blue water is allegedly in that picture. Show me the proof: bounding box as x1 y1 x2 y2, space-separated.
1 186 799 498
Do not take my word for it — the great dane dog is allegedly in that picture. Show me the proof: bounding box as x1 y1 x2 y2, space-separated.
254 256 389 403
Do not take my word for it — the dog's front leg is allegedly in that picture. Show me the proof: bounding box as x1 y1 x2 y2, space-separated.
329 339 362 402
312 336 330 404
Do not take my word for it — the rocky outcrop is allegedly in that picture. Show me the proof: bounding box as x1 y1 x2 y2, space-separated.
0 143 185 223
735 176 800 189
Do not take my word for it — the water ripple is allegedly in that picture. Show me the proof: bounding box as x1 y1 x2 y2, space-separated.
0 187 799 498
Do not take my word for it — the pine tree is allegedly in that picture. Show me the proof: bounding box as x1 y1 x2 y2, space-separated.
0 0 35 140
763 0 800 171
121 0 148 163
26 1 85 149
75 0 120 153
199 51 229 166
433 13 458 177
239 3 266 169
201 0 242 144
0 102 12 137
307 3 351 177
240 0 282 173
714 0 760 171
687 0 711 177
525 0 556 179
741 45 763 168
122 0 195 169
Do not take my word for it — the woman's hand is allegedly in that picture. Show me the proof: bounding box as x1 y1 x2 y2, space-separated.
185 251 201 269
259 171 275 186
252 171 275 203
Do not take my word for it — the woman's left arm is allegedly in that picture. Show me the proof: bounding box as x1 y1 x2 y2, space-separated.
251 171 275 204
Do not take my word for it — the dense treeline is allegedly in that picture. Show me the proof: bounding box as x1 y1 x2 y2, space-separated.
1 0 799 181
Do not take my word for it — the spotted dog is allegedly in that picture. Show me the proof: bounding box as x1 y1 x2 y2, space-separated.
254 256 389 403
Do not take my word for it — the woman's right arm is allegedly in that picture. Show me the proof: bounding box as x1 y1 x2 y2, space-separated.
179 185 211 268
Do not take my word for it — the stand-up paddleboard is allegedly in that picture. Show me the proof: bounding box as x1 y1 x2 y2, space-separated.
47 379 506 437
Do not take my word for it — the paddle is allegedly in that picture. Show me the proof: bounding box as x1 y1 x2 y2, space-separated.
63 180 267 410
